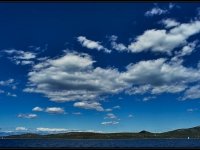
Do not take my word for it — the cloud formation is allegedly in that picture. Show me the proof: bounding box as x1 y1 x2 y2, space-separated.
145 7 168 17
104 113 117 119
74 101 104 111
32 107 43 112
128 20 200 54
77 36 111 53
24 52 127 107
36 127 68 132
161 18 180 28
45 107 65 114
15 127 28 131
23 49 200 110
3 49 36 65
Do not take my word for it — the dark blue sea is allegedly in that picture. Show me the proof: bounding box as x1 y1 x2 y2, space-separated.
1 139 200 148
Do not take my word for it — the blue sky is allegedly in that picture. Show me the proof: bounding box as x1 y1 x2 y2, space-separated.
1 2 200 134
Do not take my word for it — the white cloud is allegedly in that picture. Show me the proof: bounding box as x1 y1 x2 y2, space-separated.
17 114 37 119
143 96 156 101
145 7 168 17
145 3 177 17
101 121 119 125
121 58 200 86
36 127 68 132
21 60 34 65
0 79 17 97
182 85 200 100
110 35 127 52
104 113 117 119
105 108 112 112
161 18 180 28
15 127 28 131
126 85 152 95
45 107 65 114
32 107 43 112
113 105 120 109
74 101 104 111
77 36 111 53
23 50 200 109
128 20 200 54
3 49 36 65
151 84 187 94
171 41 197 63
24 52 127 105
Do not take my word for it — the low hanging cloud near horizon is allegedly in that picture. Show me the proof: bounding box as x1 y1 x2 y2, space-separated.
15 127 28 131
101 121 119 125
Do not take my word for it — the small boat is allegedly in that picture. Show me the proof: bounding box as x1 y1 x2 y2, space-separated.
188 137 190 139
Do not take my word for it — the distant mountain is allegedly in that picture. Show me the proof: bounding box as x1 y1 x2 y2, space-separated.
4 126 200 139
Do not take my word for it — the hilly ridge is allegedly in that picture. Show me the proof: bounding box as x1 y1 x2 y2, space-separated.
3 125 200 139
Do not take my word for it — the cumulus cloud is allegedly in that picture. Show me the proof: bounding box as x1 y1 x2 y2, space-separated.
74 101 104 111
24 52 127 105
101 121 119 125
3 49 36 65
32 107 43 112
128 20 200 54
171 41 198 63
17 114 37 119
45 107 65 114
121 58 200 87
77 36 111 53
161 18 180 28
23 51 200 109
15 127 28 131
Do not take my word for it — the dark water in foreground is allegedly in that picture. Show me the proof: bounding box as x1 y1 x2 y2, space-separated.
1 139 200 148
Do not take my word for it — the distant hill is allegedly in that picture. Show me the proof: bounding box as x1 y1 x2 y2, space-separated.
4 126 200 139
